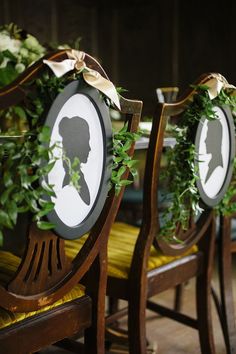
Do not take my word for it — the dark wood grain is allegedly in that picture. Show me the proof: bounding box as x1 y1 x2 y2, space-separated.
105 73 224 354
0 49 142 354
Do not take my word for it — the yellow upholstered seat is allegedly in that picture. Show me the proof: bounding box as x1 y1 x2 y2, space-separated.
0 251 21 286
0 251 85 330
65 222 197 280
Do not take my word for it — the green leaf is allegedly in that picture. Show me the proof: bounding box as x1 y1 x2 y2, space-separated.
115 185 121 195
130 168 138 177
119 180 133 186
115 87 128 94
2 49 17 61
24 194 39 212
36 220 55 230
0 185 15 205
13 106 27 120
0 230 3 247
0 63 18 87
126 159 138 168
8 201 18 225
3 170 13 187
113 156 123 163
38 198 53 207
0 52 4 65
38 126 51 143
123 140 132 151
117 166 126 178
40 161 56 174
17 206 29 213
36 202 54 217
115 122 128 135
0 209 12 228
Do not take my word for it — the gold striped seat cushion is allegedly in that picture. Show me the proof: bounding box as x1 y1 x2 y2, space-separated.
65 222 198 280
0 250 85 330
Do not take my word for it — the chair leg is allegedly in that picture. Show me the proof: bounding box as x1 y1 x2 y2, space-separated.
196 220 216 354
218 215 236 354
128 287 147 354
197 275 215 354
84 252 107 354
108 297 119 317
174 284 183 312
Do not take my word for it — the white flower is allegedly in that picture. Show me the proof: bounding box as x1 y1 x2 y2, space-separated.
28 52 38 63
15 63 25 73
24 35 39 49
24 35 44 54
19 47 29 58
0 32 11 51
0 32 21 55
0 24 46 87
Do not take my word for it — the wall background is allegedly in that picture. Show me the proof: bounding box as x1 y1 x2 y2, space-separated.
1 0 235 115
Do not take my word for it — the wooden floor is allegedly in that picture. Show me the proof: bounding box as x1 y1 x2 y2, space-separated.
40 258 236 354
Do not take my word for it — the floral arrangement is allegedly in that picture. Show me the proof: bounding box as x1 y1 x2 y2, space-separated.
0 23 45 88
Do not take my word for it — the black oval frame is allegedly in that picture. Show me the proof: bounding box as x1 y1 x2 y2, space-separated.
195 105 235 207
43 80 112 239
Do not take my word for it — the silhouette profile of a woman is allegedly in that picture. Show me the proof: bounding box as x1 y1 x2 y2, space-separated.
59 116 91 205
204 118 223 183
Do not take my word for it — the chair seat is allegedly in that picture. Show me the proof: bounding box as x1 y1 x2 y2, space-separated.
0 250 85 330
65 222 197 280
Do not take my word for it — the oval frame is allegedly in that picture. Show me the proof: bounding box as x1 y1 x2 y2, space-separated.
195 105 235 207
43 80 112 239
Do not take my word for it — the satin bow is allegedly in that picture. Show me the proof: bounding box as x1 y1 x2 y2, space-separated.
205 73 236 100
43 50 120 110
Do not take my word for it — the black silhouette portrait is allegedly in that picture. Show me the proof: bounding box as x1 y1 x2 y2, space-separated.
204 118 223 183
59 116 91 205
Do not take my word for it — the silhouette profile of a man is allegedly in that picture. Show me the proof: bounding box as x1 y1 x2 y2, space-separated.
59 116 91 205
204 118 223 183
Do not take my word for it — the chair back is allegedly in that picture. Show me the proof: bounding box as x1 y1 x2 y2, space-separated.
156 86 179 103
136 73 235 261
0 49 142 312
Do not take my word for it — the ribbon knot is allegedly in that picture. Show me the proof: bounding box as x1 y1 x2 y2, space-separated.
67 50 86 73
43 50 120 110
205 74 236 100
74 60 86 72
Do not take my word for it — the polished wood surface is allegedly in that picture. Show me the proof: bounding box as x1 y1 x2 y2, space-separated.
29 263 233 353
0 50 142 354
216 213 236 354
105 73 228 354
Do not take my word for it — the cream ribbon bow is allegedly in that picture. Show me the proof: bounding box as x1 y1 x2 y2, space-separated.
43 50 120 110
204 73 236 100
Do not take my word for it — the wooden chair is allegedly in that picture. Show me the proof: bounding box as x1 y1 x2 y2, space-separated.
118 86 179 227
0 49 142 354
213 210 236 354
104 73 234 354
156 86 179 103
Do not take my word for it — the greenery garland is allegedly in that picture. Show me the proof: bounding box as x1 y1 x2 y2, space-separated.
160 85 236 241
0 23 141 246
0 69 140 245
111 123 140 195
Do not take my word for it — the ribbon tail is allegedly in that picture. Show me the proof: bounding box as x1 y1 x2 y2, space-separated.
205 76 236 100
83 70 121 110
43 59 76 78
205 78 224 100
